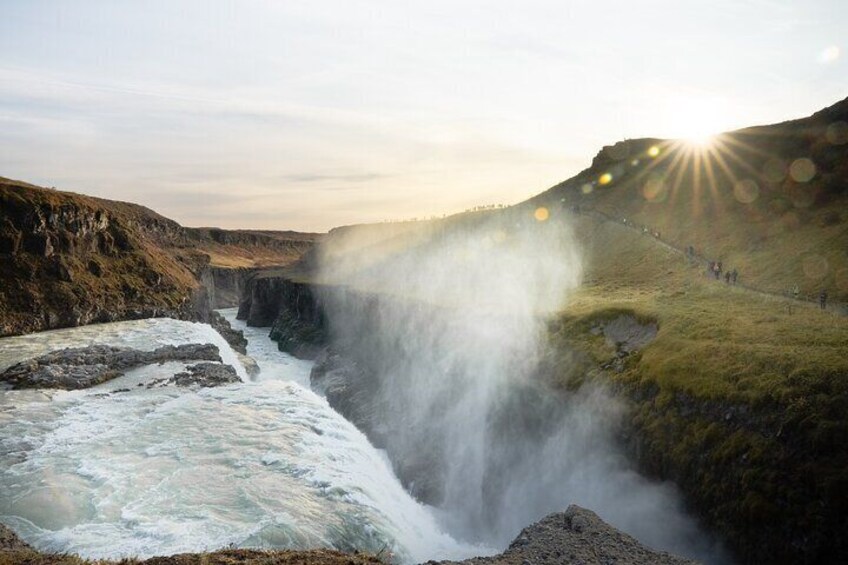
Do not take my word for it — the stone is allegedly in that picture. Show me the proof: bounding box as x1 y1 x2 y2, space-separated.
430 505 699 565
0 343 222 390
169 362 240 388
0 523 33 552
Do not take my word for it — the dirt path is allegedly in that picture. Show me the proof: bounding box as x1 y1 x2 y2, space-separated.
575 207 847 316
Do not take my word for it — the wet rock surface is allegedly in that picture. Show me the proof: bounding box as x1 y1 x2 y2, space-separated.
170 362 240 387
590 315 658 353
238 274 326 358
0 523 33 552
209 310 248 355
0 343 222 390
434 505 697 565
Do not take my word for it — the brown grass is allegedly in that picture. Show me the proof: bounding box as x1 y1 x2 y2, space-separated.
0 549 382 565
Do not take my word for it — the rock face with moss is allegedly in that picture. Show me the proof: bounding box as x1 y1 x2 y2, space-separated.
0 177 319 337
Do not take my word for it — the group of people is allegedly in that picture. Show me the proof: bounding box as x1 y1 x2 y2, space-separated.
620 217 661 239
706 260 738 284
616 213 838 314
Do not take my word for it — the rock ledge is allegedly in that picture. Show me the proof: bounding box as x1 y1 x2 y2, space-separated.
0 343 222 389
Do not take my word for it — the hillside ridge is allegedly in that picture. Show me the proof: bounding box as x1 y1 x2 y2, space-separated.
0 176 320 336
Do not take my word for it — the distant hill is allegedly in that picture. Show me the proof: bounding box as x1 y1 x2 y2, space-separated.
0 177 320 336
527 95 848 303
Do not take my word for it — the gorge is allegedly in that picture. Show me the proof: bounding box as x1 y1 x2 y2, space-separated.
3 96 848 565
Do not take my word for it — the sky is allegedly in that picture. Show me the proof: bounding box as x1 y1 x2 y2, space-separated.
0 1 846 232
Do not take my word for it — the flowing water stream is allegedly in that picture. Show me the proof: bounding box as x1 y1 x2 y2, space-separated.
0 312 483 563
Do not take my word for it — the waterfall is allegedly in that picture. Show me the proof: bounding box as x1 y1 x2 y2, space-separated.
0 317 482 563
316 210 722 562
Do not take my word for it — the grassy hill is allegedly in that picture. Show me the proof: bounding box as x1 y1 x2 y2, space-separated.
528 95 848 305
526 97 848 563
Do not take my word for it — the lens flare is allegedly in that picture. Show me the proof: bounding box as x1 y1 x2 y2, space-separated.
733 179 759 204
789 158 816 183
820 45 840 63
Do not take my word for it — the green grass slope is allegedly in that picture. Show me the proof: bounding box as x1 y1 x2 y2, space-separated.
533 97 848 563
528 95 848 304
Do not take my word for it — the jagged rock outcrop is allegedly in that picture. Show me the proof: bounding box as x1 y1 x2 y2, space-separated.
237 272 326 357
0 523 33 553
436 505 697 565
0 343 222 389
0 507 695 565
591 138 663 169
207 266 253 308
209 311 248 354
169 362 240 387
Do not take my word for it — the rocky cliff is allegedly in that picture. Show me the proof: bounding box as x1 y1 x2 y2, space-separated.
0 177 319 336
236 270 326 358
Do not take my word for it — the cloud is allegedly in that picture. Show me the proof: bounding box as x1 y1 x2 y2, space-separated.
1 1 846 231
279 172 389 184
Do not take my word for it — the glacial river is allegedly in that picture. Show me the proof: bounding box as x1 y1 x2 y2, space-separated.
0 310 483 562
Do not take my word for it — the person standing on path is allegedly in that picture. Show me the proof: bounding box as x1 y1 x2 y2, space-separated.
820 289 828 310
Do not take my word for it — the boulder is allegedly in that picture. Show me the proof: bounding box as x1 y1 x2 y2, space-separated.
0 523 33 553
170 362 240 388
430 505 698 565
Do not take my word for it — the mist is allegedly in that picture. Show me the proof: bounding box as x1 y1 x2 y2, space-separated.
314 208 727 563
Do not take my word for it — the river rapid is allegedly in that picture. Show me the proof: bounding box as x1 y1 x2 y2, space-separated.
0 310 484 563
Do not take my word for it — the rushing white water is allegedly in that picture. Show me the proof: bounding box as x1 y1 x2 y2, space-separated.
0 315 482 563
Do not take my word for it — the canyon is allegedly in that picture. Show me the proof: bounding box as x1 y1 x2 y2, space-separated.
2 96 848 564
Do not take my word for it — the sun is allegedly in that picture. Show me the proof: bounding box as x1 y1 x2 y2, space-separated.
667 96 727 148
686 132 716 148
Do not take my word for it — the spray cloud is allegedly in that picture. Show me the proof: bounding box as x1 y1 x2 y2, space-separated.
315 208 722 562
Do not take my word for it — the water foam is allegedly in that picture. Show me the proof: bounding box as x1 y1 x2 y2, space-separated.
0 317 481 562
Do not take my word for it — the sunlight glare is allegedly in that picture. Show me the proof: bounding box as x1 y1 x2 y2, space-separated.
666 97 728 149
686 133 715 148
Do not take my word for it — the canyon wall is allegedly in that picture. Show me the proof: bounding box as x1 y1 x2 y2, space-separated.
0 177 317 336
